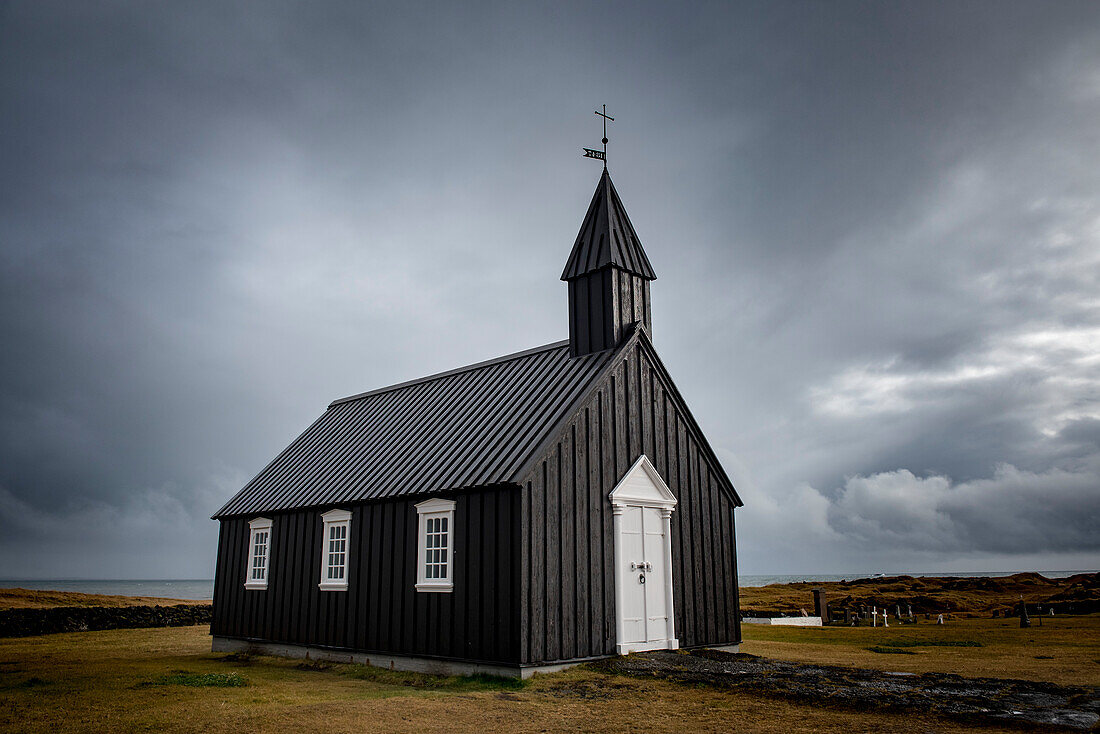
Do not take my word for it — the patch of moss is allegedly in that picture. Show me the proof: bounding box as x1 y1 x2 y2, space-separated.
16 676 50 688
866 646 918 655
149 671 246 687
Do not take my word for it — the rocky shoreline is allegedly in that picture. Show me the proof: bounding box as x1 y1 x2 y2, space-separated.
0 603 212 637
599 649 1100 731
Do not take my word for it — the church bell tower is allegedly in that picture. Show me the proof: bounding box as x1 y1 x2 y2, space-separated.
562 169 657 358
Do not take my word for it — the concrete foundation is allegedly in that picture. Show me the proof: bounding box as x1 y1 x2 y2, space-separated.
212 636 744 677
706 643 741 653
212 636 588 679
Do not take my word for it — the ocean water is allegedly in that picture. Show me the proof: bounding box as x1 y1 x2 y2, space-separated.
1 570 1093 599
0 579 215 600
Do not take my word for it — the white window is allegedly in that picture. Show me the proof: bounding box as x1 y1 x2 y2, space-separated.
244 517 273 590
415 498 455 592
319 508 352 591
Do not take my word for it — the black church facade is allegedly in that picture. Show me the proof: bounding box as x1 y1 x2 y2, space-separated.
211 170 743 677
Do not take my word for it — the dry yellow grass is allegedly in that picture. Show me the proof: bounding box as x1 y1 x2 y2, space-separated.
740 614 1100 686
0 625 1031 733
0 588 208 610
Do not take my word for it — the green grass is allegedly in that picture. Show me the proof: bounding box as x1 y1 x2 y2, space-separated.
212 653 524 693
866 646 918 655
146 671 247 688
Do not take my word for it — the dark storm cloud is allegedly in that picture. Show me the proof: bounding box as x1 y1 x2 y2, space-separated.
1 1 1097 577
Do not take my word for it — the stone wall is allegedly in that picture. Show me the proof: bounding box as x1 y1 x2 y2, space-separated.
0 604 212 637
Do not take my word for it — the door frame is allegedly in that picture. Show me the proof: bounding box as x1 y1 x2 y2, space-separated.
610 454 679 655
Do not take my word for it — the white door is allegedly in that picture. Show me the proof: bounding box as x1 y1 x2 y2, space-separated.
611 455 678 655
619 505 671 647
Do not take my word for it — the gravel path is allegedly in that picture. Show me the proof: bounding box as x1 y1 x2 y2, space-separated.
596 649 1100 730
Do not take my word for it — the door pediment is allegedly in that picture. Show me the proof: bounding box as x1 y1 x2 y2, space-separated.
609 455 677 510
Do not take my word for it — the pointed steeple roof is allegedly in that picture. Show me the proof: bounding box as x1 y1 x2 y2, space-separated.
561 169 657 281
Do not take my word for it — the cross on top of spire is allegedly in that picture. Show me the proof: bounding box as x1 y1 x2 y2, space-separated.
582 105 614 168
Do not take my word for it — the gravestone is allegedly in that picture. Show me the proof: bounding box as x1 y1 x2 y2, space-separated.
812 589 828 623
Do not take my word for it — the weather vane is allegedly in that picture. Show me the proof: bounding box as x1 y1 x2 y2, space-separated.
583 105 614 168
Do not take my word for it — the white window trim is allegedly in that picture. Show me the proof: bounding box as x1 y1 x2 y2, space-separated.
415 498 455 593
244 517 273 590
318 508 352 591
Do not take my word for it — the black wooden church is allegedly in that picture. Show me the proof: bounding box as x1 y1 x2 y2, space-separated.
211 167 743 677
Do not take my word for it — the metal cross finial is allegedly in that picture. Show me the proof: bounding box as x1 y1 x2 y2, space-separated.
583 105 614 168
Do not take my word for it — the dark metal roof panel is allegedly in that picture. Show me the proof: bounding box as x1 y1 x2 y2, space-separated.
561 169 657 281
213 340 615 517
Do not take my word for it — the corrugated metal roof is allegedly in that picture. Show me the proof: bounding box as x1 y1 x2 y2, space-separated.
213 340 617 518
561 169 657 281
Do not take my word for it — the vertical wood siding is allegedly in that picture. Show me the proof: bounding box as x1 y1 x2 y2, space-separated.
568 267 652 357
211 485 521 664
519 340 740 664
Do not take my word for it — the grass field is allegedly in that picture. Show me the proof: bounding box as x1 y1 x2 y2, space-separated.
740 614 1100 687
4 622 1096 733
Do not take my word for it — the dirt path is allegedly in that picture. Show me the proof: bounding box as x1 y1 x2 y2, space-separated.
599 649 1100 730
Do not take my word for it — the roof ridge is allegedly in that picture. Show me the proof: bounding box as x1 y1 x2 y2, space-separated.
329 338 570 407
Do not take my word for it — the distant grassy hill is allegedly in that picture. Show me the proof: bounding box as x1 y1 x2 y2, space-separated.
0 588 209 610
740 572 1100 618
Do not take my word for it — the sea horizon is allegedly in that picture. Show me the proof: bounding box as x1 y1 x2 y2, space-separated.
1 569 1095 601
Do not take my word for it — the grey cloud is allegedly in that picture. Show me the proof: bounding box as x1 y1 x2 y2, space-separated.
1 1 1099 577
826 461 1100 554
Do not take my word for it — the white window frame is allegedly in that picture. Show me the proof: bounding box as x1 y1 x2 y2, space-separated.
244 517 273 590
415 498 455 593
318 508 352 591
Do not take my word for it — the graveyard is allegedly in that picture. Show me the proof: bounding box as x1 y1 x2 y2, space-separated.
739 572 1100 620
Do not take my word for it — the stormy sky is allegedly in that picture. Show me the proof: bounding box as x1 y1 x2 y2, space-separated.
1 1 1098 579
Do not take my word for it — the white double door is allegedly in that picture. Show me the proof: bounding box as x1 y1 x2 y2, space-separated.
617 504 675 652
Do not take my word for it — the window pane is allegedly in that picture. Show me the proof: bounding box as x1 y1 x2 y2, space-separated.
418 509 453 585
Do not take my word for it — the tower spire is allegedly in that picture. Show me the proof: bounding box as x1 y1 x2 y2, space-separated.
562 168 656 358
